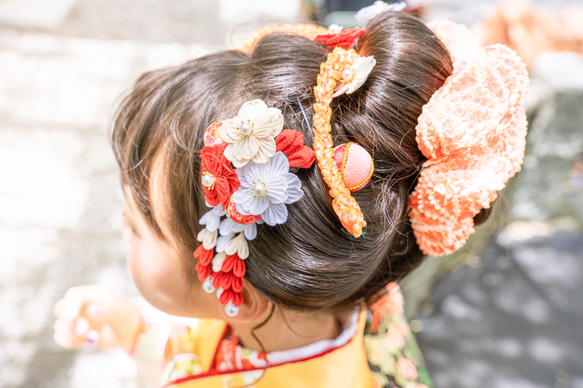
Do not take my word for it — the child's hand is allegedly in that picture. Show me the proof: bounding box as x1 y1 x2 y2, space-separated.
53 285 143 351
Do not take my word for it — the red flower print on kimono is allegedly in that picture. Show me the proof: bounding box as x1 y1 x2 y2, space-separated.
315 27 366 49
200 145 240 209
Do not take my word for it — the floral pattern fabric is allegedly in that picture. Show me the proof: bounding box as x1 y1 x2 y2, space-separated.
365 283 433 388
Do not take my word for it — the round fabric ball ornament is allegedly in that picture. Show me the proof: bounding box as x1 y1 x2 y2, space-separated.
204 120 225 147
333 142 374 192
227 198 261 225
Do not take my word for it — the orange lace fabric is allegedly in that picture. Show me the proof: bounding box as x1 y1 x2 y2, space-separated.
409 20 529 256
235 24 328 54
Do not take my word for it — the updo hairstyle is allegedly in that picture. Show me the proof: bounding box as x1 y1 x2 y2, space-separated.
112 12 453 312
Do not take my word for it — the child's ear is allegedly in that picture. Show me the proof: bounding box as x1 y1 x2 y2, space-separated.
219 279 270 323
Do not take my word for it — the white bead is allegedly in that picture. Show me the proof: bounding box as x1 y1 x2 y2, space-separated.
239 122 252 135
225 301 240 317
252 182 266 198
342 69 353 81
202 277 215 293
202 174 215 187
216 287 224 298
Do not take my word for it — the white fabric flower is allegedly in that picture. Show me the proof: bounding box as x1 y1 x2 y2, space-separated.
232 152 303 226
354 1 406 22
199 204 226 232
333 56 377 97
219 217 258 241
225 233 249 259
221 99 284 168
197 228 217 250
216 234 233 253
212 253 227 272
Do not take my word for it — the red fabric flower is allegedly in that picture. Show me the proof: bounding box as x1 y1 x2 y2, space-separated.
200 144 240 209
193 245 214 281
219 288 243 307
275 129 316 169
315 28 366 49
212 271 243 293
211 254 246 307
221 254 247 278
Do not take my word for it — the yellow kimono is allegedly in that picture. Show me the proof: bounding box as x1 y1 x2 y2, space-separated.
135 284 433 388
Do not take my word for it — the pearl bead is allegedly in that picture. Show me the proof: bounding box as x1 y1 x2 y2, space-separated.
252 181 266 199
225 301 240 317
342 69 353 81
202 173 215 188
202 277 215 293
239 122 252 135
216 287 224 298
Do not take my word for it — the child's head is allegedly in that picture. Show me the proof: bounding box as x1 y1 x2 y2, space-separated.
112 13 457 317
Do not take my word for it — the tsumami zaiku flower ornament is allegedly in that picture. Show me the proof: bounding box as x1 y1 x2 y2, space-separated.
194 99 316 316
221 100 284 168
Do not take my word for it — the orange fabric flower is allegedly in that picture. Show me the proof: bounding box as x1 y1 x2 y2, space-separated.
409 21 529 256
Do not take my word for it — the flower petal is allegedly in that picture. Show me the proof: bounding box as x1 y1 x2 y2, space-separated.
251 138 277 164
237 99 268 119
235 136 260 160
243 223 257 240
265 174 289 204
219 119 239 143
212 253 227 273
268 152 290 177
225 233 249 259
216 234 232 253
261 203 288 226
284 173 304 204
199 205 225 232
197 228 217 250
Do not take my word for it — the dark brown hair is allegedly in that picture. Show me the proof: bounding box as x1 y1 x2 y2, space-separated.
111 13 454 312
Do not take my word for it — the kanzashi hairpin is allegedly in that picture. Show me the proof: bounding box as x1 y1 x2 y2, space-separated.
195 100 316 316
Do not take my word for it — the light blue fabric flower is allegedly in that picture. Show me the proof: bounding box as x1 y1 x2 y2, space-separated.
232 152 303 226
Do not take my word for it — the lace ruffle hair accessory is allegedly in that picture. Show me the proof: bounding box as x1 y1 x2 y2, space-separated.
195 100 317 316
408 20 529 256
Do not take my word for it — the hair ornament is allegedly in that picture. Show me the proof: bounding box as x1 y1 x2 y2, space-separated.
354 1 407 22
314 27 366 49
333 143 374 192
235 24 328 55
220 99 283 168
333 55 376 97
409 20 529 256
195 99 316 315
313 46 375 237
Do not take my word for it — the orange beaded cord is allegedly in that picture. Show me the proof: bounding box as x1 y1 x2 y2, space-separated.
313 47 366 237
235 24 328 54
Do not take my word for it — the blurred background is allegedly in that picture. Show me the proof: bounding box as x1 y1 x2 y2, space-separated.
0 0 582 387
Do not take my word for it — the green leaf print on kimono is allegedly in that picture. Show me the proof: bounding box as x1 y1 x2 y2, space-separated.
364 283 433 388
